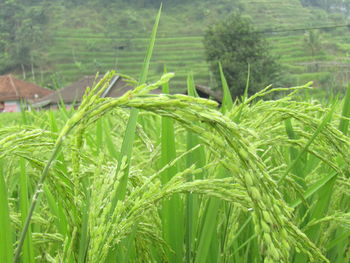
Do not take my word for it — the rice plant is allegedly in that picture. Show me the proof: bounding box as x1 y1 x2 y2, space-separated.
2 7 350 263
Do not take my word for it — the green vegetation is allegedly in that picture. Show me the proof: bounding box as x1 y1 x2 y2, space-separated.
2 0 350 95
3 67 350 263
3 2 350 263
203 13 281 98
0 0 50 77
2 9 350 262
301 0 350 13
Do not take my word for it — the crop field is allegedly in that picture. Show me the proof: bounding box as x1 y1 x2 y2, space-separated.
2 7 350 263
38 0 350 94
3 71 350 263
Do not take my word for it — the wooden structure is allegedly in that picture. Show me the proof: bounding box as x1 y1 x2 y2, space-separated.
0 74 53 112
34 75 163 109
34 74 222 109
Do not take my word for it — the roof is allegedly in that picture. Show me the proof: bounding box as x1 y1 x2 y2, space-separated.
0 74 53 101
37 75 104 106
180 85 222 103
34 74 222 108
35 75 162 107
194 85 222 103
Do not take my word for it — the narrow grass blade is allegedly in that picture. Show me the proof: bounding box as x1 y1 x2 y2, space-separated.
209 231 219 263
114 109 138 201
108 6 162 261
219 62 233 113
14 133 67 262
103 118 119 159
185 73 206 262
326 230 350 250
293 103 338 263
19 159 35 263
160 72 184 263
77 192 90 263
139 4 162 84
0 159 13 263
114 4 161 202
290 171 338 208
20 103 28 125
186 74 195 263
194 198 221 263
44 186 68 236
278 102 336 184
58 98 70 121
243 63 251 100
284 118 306 189
95 118 103 154
49 110 69 176
187 73 199 97
49 110 58 133
338 84 350 135
327 87 350 261
194 167 227 263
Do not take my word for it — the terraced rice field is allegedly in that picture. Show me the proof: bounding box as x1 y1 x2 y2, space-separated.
3 11 350 262
42 0 350 93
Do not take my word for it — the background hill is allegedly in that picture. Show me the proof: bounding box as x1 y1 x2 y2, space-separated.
2 0 350 94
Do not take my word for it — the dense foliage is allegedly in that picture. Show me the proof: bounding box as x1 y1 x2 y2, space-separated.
2 72 350 263
2 9 350 261
203 13 281 98
1 0 350 92
0 0 50 75
301 0 350 13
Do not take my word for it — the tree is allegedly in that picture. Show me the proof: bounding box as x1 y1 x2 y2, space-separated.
303 30 323 72
0 0 49 76
203 13 281 98
300 0 333 11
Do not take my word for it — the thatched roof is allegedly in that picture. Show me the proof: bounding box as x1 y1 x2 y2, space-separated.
0 74 53 101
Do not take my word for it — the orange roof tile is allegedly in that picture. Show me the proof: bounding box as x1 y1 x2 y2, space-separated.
0 74 53 101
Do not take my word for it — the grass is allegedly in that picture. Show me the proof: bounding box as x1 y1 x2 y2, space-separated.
21 0 350 94
0 159 13 263
3 5 350 263
3 68 350 262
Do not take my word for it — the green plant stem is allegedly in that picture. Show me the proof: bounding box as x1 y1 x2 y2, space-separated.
13 140 63 263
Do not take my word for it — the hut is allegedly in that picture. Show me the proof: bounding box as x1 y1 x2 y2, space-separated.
186 85 222 104
0 74 53 112
34 74 222 109
34 75 162 109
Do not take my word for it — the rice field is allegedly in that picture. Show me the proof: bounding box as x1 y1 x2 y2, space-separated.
2 8 350 263
41 0 350 92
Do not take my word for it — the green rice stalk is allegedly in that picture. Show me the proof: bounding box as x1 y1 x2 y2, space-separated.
185 73 201 263
114 4 162 203
160 71 184 263
19 158 35 263
278 102 337 184
243 63 251 101
194 166 228 263
13 72 115 263
338 84 350 135
327 86 350 262
0 159 13 263
4 70 343 263
219 62 233 114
